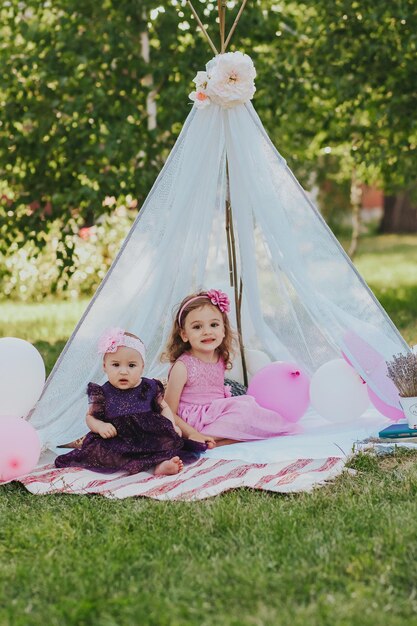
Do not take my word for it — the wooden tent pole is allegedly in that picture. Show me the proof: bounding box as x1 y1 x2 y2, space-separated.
186 0 218 55
225 161 248 387
220 2 248 386
217 0 227 53
225 194 234 286
224 0 249 51
185 0 250 386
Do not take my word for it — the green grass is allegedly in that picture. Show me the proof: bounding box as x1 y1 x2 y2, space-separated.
0 299 88 375
1 452 417 626
353 234 417 343
1 234 417 626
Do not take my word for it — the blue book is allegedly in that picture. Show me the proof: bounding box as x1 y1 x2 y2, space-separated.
378 423 417 439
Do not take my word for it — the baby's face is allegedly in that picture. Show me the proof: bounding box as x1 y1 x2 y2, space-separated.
103 346 144 390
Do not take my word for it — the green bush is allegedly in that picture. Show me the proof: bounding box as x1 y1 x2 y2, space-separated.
1 198 136 301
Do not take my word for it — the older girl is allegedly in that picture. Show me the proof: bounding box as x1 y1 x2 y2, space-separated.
163 290 294 445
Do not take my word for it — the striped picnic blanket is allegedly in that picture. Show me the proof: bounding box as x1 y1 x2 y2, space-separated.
19 456 345 500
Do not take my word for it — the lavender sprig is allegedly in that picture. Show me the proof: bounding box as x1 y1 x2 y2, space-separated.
386 352 417 397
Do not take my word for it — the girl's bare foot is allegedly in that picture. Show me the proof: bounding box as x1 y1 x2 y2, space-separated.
189 434 216 448
154 456 184 476
212 438 239 447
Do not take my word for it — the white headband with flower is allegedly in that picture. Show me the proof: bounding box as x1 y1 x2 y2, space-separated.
178 289 231 327
98 328 146 362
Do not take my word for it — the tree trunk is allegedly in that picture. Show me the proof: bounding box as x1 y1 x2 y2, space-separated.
348 171 362 259
140 15 157 131
380 190 417 233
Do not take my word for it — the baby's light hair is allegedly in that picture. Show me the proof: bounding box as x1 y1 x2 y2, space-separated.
161 292 236 368
124 331 140 340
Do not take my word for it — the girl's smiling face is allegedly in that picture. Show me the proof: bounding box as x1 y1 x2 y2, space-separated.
103 346 144 389
180 304 225 360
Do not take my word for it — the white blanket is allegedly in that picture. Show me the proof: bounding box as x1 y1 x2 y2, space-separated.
16 408 389 501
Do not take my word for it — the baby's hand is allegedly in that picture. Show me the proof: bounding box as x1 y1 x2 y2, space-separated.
189 433 216 449
174 424 183 437
97 423 117 439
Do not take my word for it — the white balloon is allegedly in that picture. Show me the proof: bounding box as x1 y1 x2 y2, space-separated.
310 358 369 422
229 354 244 384
246 349 271 380
0 338 45 418
229 349 272 383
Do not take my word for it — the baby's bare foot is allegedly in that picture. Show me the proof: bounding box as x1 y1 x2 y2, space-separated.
154 456 184 476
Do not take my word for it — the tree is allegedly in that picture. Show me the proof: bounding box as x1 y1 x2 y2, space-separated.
257 0 417 244
381 189 417 233
0 1 190 267
1 0 416 278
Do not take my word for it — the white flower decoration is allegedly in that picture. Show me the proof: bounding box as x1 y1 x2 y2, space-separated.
193 71 209 90
188 89 211 109
188 51 256 110
188 70 211 109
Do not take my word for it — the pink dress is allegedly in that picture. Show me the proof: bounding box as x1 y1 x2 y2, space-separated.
173 353 294 440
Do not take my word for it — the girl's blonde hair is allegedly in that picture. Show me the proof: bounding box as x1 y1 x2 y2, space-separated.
162 292 236 368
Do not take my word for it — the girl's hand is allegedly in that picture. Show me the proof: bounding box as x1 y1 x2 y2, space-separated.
189 433 216 448
97 423 118 439
160 401 182 437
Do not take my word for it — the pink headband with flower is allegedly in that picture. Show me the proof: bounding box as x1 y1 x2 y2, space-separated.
98 328 146 362
178 289 230 327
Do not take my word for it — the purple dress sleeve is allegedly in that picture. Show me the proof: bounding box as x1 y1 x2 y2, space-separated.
87 382 106 420
150 378 165 415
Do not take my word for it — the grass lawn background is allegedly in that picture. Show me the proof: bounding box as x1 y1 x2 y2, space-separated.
0 234 416 626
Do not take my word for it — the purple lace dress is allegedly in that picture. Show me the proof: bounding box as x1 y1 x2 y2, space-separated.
55 378 206 474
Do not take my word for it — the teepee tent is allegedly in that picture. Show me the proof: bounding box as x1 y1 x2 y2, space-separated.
29 4 409 450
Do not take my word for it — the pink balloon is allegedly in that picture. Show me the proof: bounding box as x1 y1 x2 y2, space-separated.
342 330 385 374
247 362 310 423
0 417 41 482
341 350 353 368
342 340 403 422
366 360 403 421
370 360 402 407
342 330 404 408
367 387 404 422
